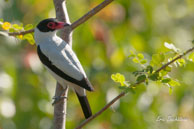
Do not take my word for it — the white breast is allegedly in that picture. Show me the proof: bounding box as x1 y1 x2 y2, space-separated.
34 28 87 81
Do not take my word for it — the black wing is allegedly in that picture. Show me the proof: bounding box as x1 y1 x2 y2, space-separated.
37 45 94 91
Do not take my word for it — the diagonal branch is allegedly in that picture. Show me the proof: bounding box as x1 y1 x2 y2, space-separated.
71 0 113 30
74 46 194 129
155 46 194 73
75 91 126 129
7 0 114 36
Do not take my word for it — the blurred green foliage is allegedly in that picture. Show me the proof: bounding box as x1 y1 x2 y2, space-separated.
112 42 187 95
0 0 194 129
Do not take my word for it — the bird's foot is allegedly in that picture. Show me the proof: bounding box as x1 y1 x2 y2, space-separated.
52 89 68 105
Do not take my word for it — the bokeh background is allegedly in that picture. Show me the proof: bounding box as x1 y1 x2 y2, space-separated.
0 0 194 129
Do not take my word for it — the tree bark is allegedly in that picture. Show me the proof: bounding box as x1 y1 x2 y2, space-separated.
53 83 68 129
53 0 72 129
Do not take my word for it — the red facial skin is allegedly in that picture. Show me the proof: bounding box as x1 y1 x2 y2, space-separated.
47 22 65 30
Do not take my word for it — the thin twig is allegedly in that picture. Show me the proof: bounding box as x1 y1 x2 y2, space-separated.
75 91 126 129
155 46 194 73
71 0 113 30
8 0 114 36
8 29 34 36
134 46 194 86
75 46 194 129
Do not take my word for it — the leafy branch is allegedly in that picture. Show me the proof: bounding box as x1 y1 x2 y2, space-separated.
0 0 114 128
8 29 34 36
0 20 35 44
75 43 194 129
1 0 114 38
155 46 194 73
0 0 115 128
112 43 194 94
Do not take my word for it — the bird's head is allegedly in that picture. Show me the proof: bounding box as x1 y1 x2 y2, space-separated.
34 18 70 44
36 18 69 33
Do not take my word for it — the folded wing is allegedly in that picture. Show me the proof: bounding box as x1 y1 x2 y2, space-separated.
37 44 94 91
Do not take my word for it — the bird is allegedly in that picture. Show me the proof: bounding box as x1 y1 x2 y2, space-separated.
34 18 94 119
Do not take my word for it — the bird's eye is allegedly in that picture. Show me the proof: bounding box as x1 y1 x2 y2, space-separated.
47 22 55 29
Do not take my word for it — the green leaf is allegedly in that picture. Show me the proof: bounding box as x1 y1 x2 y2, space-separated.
161 78 171 83
0 18 4 22
137 53 144 60
20 23 23 27
169 87 173 95
146 65 153 73
145 78 149 85
132 71 139 77
188 52 194 62
111 73 120 82
23 33 35 45
136 75 146 82
140 59 147 64
111 73 126 86
168 79 180 87
0 19 3 27
119 86 135 93
12 24 23 30
164 66 171 72
149 73 159 81
132 70 144 77
176 58 185 67
160 70 168 76
9 28 15 33
24 24 33 30
128 50 136 58
132 57 139 63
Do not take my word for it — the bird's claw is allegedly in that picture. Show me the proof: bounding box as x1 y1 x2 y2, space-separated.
52 88 68 105
52 96 67 105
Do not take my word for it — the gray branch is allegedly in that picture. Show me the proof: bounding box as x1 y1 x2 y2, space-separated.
53 0 72 129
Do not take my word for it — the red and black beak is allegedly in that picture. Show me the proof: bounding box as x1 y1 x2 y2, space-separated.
55 22 69 29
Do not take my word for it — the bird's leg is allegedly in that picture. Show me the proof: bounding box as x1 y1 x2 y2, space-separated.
52 86 68 105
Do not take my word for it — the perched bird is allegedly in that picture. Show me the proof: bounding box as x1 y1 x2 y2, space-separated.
34 18 94 119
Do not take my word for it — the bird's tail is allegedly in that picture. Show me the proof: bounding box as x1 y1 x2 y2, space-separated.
76 93 92 119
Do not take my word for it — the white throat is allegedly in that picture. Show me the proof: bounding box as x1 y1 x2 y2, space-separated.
34 28 57 45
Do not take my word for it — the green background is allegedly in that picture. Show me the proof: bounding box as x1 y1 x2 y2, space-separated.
0 0 194 129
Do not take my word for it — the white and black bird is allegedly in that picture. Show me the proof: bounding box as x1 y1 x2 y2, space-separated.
34 18 94 119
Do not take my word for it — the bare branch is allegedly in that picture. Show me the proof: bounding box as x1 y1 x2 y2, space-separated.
71 0 113 30
75 91 126 129
53 0 72 44
53 83 68 129
53 0 72 129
